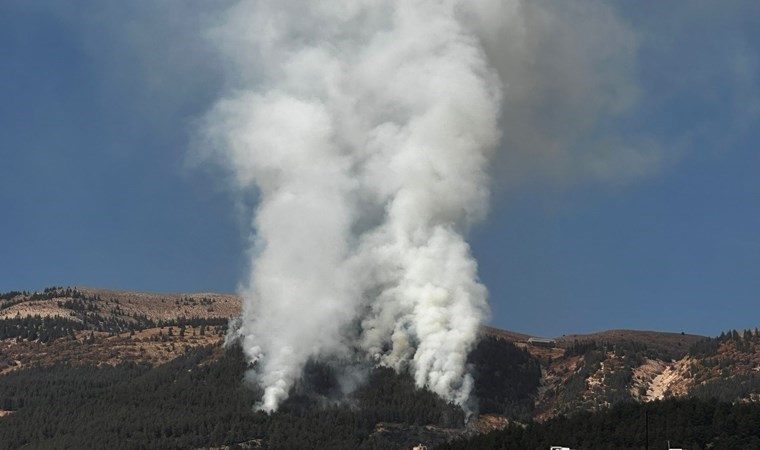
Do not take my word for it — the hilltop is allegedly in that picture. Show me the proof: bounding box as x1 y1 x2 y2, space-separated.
0 287 237 373
0 286 239 323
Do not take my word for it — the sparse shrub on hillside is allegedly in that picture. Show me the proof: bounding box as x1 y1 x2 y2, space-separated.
0 316 83 343
688 373 760 402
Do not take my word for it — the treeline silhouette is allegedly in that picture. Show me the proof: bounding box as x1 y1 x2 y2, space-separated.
689 328 760 358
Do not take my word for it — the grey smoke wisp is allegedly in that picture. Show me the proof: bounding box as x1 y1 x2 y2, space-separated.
199 0 640 413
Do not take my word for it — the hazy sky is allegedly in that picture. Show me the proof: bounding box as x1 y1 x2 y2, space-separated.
1 1 759 338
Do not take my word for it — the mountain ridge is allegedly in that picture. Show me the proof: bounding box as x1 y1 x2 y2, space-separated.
1 286 706 341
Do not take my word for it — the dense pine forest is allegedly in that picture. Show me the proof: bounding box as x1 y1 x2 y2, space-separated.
0 345 428 449
439 398 760 450
0 336 539 449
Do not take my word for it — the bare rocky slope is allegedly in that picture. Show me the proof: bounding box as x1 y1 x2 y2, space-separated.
484 326 760 422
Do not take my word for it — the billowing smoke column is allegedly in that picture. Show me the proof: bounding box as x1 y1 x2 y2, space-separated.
198 0 643 413
203 0 499 413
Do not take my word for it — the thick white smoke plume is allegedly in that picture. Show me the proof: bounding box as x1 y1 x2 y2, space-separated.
200 0 639 413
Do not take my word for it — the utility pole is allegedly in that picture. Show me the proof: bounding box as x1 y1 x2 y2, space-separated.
645 410 649 450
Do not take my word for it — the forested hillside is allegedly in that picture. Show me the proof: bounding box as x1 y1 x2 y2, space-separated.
2 287 760 449
0 337 537 449
439 398 760 450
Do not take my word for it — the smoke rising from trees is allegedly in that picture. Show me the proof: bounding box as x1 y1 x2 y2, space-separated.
199 0 641 413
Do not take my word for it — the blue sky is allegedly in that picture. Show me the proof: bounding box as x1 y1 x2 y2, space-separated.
1 1 759 338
